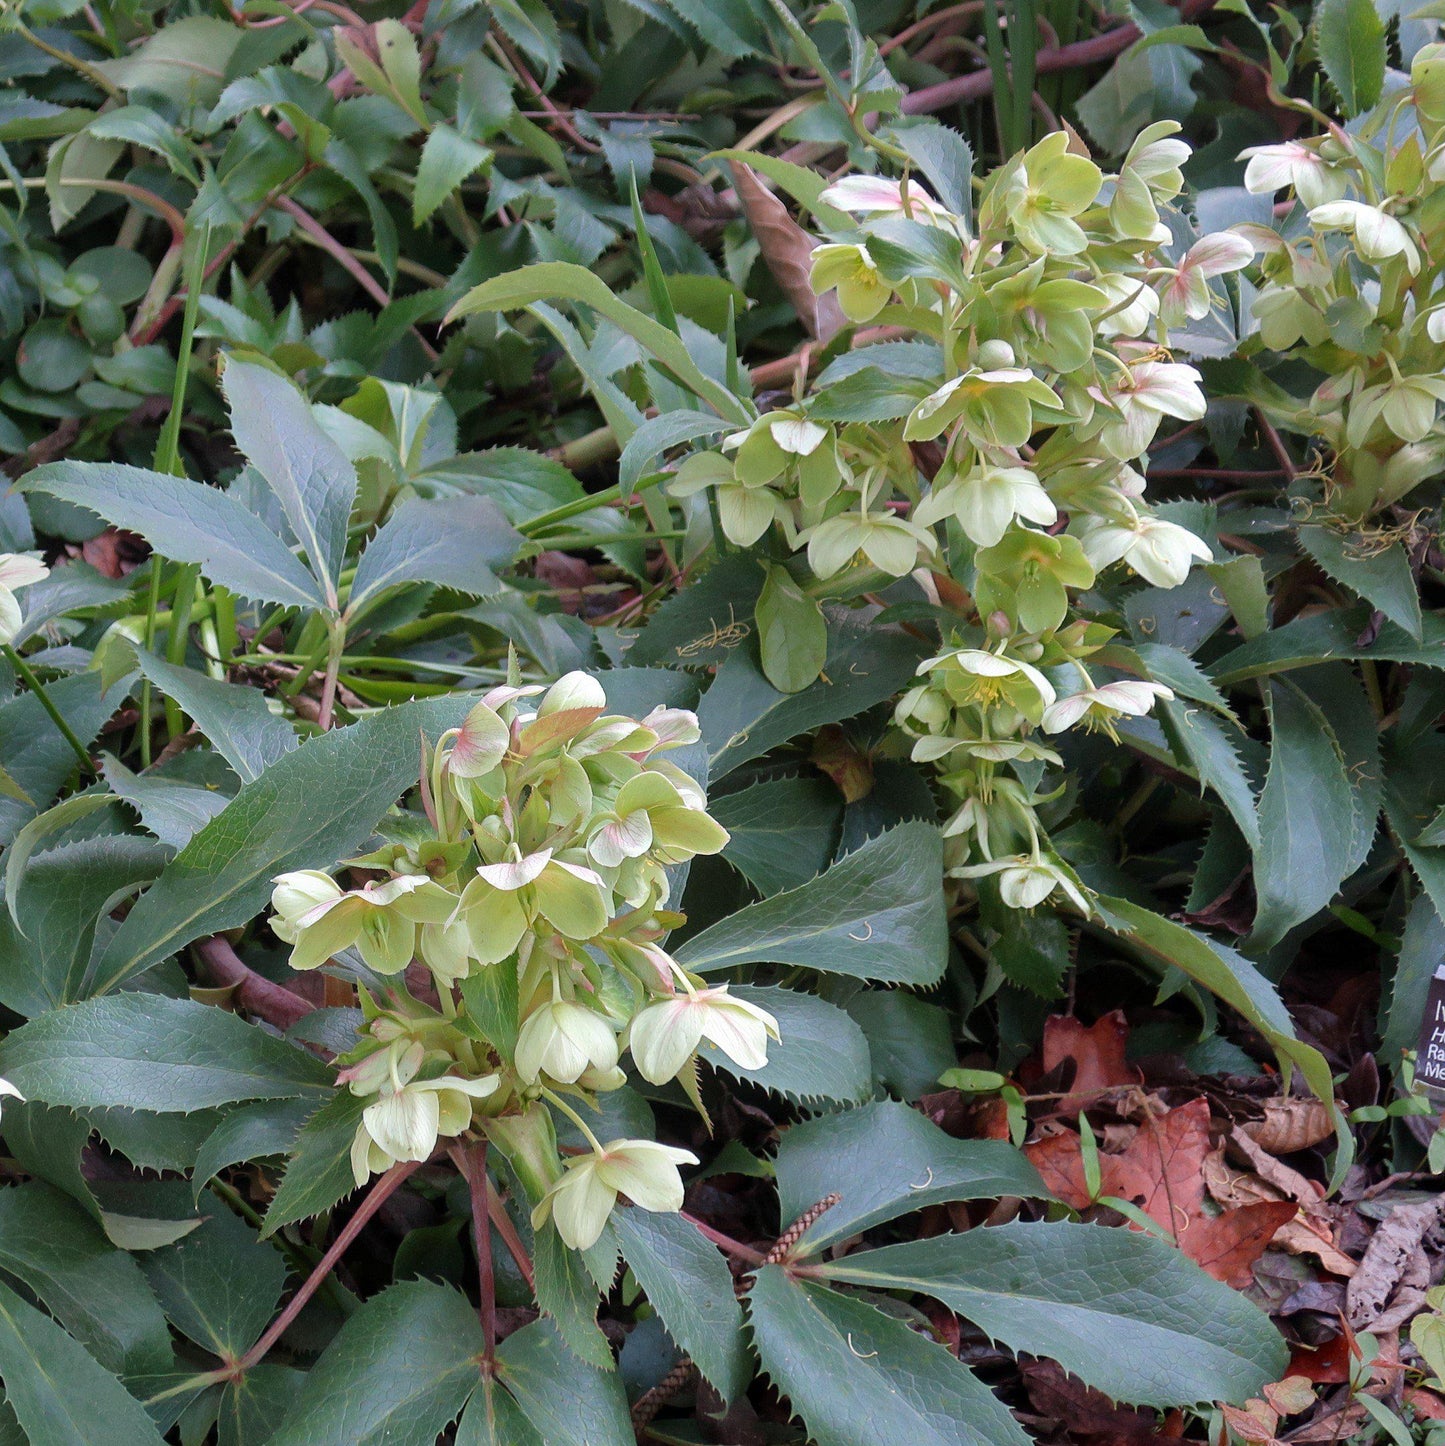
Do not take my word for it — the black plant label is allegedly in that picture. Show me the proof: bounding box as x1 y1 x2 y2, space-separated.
1417 972 1445 1091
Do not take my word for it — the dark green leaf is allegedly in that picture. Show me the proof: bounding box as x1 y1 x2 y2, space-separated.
0 1278 166 1445
494 1317 632 1446
221 356 359 602
193 1098 327 1201
1299 528 1420 639
0 1182 172 1380
817 1221 1287 1407
90 695 475 995
775 1100 1046 1256
141 1207 287 1358
262 1092 368 1237
706 984 872 1105
1315 0 1386 115
676 822 947 984
0 995 330 1112
712 774 841 895
612 1207 748 1400
413 125 492 226
268 1281 483 1445
747 1267 1029 1446
698 616 926 776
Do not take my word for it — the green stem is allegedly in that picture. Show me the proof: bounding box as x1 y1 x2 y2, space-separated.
3 646 94 776
518 472 670 538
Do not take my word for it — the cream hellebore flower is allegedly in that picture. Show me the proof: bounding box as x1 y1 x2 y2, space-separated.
586 769 730 871
0 553 48 646
1041 679 1175 735
913 462 1057 547
1076 512 1212 588
1123 121 1190 199
1161 233 1254 324
921 646 1056 725
1239 141 1349 208
951 853 1092 914
629 984 780 1084
270 870 456 973
456 849 609 963
818 174 958 229
1308 201 1421 274
810 242 891 322
351 1070 500 1185
532 1139 698 1250
805 510 933 579
1095 361 1207 458
1094 275 1161 338
515 998 620 1084
1004 132 1104 256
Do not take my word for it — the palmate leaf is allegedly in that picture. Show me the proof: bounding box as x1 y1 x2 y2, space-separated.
774 1101 1047 1256
816 1221 1287 1408
220 355 359 604
348 494 519 618
675 821 947 984
21 463 326 611
746 1267 1030 1446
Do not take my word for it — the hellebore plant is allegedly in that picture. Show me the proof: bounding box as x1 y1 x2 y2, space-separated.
667 124 1234 917
1235 45 1445 519
270 670 775 1249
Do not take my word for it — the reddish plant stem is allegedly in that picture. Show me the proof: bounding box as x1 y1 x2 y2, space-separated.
1147 467 1288 481
1255 408 1299 482
239 1160 421 1371
193 934 316 1032
451 1142 498 1363
486 1176 536 1290
679 1212 767 1265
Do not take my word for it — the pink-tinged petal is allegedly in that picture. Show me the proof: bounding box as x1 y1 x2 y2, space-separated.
0 554 47 591
449 701 510 776
476 850 552 891
629 1000 702 1083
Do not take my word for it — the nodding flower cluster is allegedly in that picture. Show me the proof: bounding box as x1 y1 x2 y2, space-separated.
269 672 778 1250
1236 45 1445 519
672 124 1238 917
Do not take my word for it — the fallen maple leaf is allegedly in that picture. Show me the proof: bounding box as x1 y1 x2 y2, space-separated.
1026 1099 1290 1282
1041 1010 1138 1112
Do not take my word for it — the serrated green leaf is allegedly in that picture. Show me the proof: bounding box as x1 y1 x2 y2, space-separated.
0 1278 166 1445
747 1267 1029 1446
193 1098 318 1202
141 1207 287 1359
221 356 359 604
262 1091 367 1236
1211 608 1445 684
1315 0 1386 115
676 822 946 984
1158 698 1260 849
493 1316 632 1445
775 1101 1047 1257
0 1182 173 1380
414 125 493 227
1299 527 1421 639
349 495 516 617
1251 681 1355 946
612 1207 748 1400
713 775 842 895
816 1220 1286 1407
22 462 327 611
532 1224 612 1369
698 616 926 776
0 995 331 1112
131 653 298 785
447 263 749 424
268 1281 483 1445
